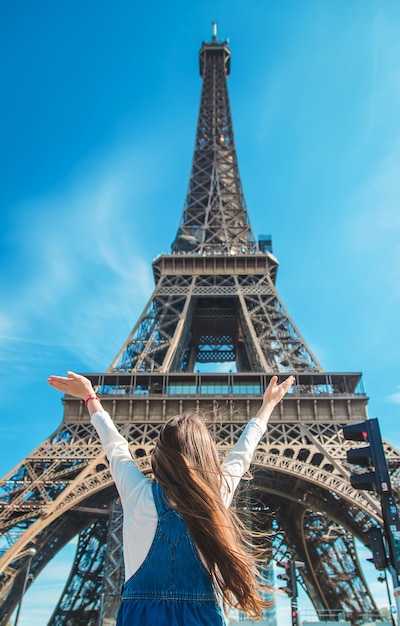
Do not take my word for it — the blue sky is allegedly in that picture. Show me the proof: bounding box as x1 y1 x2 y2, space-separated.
1 0 400 622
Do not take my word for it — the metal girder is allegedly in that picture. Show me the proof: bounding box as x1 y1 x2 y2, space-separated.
47 518 107 625
99 499 124 623
248 482 382 625
0 498 112 624
111 271 321 373
172 36 256 255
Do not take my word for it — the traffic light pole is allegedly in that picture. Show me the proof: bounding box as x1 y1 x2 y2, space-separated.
378 570 396 626
343 418 400 622
277 559 304 626
290 560 299 626
368 419 400 621
381 492 400 621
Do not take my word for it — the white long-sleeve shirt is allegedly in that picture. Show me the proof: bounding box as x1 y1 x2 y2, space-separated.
91 411 266 581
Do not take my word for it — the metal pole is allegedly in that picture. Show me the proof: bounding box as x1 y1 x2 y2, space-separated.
393 586 400 626
378 572 396 626
380 494 400 625
367 419 400 625
14 548 36 626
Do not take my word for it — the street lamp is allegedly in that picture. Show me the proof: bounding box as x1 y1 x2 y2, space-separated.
14 547 36 626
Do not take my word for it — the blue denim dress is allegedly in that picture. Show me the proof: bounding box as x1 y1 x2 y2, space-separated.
116 481 226 625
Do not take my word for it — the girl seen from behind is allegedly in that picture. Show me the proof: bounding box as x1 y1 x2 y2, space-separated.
48 371 294 625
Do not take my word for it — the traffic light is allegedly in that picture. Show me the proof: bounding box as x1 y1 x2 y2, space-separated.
342 418 391 494
365 526 387 570
277 560 305 626
276 560 296 597
276 559 304 598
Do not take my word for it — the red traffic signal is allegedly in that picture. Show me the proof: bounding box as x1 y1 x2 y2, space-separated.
276 561 293 597
342 421 369 442
342 418 391 494
276 559 304 599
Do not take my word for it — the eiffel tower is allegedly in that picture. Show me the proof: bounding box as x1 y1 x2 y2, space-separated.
1 27 400 626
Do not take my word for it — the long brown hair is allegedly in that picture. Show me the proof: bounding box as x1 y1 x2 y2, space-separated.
151 412 273 619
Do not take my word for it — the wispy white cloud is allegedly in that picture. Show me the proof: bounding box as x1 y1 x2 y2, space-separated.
343 10 400 286
0 140 158 373
368 6 400 133
343 140 400 298
388 389 400 405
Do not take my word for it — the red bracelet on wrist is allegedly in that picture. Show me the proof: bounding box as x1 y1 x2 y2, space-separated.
85 393 99 407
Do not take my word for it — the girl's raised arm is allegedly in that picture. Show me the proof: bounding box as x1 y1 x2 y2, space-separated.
255 375 295 426
48 371 102 415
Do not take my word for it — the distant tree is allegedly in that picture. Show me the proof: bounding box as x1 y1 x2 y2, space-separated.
379 607 391 620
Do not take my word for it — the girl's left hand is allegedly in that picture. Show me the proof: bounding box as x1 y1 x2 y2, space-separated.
48 371 94 400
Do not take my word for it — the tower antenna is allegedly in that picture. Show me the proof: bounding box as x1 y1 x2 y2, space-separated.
212 21 218 43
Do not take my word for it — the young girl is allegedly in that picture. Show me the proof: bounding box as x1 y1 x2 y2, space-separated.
48 371 294 625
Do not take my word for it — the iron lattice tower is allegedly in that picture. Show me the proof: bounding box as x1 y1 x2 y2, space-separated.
1 29 400 626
